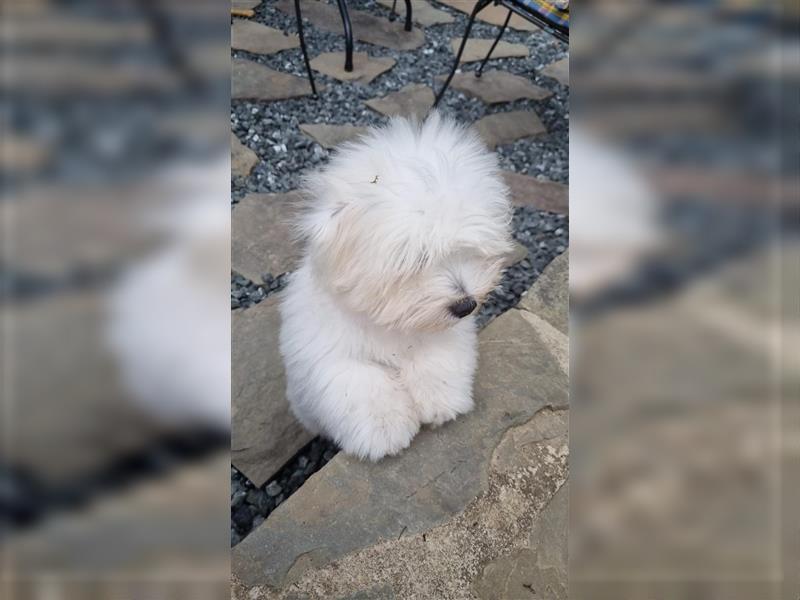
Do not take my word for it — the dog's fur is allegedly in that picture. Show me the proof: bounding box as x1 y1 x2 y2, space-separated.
279 113 513 460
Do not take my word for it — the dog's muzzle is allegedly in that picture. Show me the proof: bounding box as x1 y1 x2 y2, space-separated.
449 297 477 319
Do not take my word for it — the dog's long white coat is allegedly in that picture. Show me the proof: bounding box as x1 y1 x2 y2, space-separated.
280 113 513 460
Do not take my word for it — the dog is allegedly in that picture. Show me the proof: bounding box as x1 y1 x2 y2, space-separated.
279 113 514 460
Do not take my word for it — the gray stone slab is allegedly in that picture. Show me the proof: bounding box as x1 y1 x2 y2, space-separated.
231 19 299 55
473 481 568 600
376 0 454 27
0 135 51 171
4 290 168 487
473 110 546 149
365 83 434 120
542 57 569 86
299 123 370 149
232 296 314 487
437 0 538 31
231 131 259 178
232 191 301 283
440 69 552 104
232 58 320 100
232 304 569 592
451 38 529 63
310 51 396 84
502 170 568 214
518 250 568 335
276 0 424 50
10 452 229 582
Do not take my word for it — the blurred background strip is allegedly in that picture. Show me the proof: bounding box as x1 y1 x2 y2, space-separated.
569 0 797 598
2 0 230 598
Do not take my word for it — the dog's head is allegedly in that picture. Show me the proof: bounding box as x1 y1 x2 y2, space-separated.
294 112 514 332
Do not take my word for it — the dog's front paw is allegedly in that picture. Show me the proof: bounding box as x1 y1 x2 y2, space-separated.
412 385 474 428
339 392 420 461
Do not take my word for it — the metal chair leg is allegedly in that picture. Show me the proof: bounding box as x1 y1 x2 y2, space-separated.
476 8 511 78
294 0 317 96
433 0 491 107
403 0 412 31
334 0 354 72
388 0 397 21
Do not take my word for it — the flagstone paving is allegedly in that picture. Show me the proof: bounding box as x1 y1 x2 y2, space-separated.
231 132 259 179
232 296 314 487
310 51 396 84
231 255 569 598
376 0 455 27
275 0 425 51
451 37 529 63
299 123 370 149
232 58 321 100
503 170 568 214
437 0 539 31
365 83 434 120
231 19 299 55
441 69 552 104
231 191 302 283
542 57 569 86
473 110 547 150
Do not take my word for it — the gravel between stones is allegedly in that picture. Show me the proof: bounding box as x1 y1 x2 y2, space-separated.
231 0 569 545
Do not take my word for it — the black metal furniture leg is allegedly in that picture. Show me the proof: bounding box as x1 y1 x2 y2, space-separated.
433 0 491 107
294 0 317 95
389 0 397 21
403 0 412 31
335 0 354 72
477 8 511 78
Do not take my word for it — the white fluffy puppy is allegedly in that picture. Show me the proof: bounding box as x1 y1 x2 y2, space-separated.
279 113 513 461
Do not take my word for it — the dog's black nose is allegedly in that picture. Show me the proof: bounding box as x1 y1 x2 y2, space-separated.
449 297 477 318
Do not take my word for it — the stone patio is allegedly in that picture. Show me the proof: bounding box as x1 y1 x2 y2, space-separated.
473 110 547 149
310 51 396 84
232 58 321 100
451 37 529 63
365 83 434 120
232 255 569 598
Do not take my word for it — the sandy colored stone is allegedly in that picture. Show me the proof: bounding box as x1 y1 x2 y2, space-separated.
310 51 396 84
365 83 434 120
232 304 569 592
3 290 167 487
518 250 569 335
276 0 424 50
0 135 51 171
502 170 568 214
232 58 319 100
0 16 150 45
233 0 261 9
299 123 370 149
7 57 178 95
473 110 546 149
437 0 539 31
451 37 529 63
232 191 301 282
232 296 314 487
231 132 259 178
8 452 229 587
542 57 569 86
231 19 299 55
441 69 552 104
376 0 454 26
